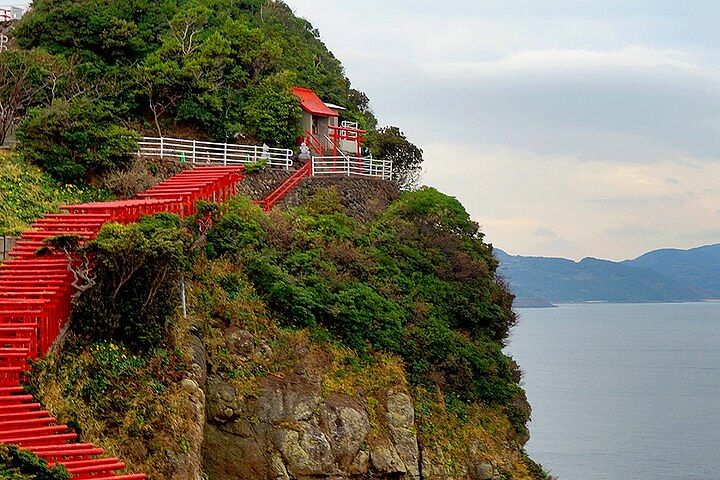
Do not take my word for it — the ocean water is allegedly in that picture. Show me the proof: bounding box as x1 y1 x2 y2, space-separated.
506 303 720 480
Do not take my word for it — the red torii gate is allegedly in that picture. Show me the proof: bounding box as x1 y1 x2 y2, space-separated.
328 122 366 157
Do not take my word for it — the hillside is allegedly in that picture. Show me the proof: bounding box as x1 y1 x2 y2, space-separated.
0 1 550 478
0 152 110 236
497 245 720 306
624 244 720 299
5 0 414 184
22 186 550 480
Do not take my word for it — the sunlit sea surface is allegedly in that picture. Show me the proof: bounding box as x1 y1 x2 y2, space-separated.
506 303 720 480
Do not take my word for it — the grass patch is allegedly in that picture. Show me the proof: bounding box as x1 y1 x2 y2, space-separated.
24 316 194 479
0 152 111 236
414 387 547 480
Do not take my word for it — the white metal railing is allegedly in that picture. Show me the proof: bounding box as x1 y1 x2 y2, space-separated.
138 137 294 170
311 156 392 180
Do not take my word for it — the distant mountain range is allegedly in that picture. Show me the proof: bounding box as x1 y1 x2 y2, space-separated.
495 244 720 307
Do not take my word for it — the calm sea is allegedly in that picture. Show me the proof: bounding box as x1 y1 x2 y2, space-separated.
506 303 720 480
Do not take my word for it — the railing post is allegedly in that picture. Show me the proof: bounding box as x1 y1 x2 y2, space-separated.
347 157 350 176
192 140 196 164
223 142 228 166
160 137 164 159
254 145 258 162
311 157 315 177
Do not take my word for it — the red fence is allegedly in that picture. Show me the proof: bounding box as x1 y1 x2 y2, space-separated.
0 166 244 479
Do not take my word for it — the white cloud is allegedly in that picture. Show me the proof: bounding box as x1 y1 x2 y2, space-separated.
422 46 705 78
422 141 720 260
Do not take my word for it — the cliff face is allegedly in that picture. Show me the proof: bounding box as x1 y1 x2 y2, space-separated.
194 323 534 480
203 339 422 479
187 182 545 480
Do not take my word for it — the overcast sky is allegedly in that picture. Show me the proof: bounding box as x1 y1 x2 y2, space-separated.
284 0 720 261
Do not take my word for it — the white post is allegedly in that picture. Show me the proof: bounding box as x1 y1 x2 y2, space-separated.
160 137 164 158
254 145 258 162
223 142 228 166
311 157 315 177
347 157 350 176
192 140 196 164
180 275 187 319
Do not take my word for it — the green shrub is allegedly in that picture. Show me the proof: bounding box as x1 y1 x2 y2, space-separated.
328 283 405 353
205 197 266 258
0 445 69 480
0 153 111 236
17 97 139 183
244 158 268 173
71 214 190 350
205 188 520 405
243 82 302 147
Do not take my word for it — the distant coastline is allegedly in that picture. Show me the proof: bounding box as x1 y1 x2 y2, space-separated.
516 299 720 309
498 243 720 306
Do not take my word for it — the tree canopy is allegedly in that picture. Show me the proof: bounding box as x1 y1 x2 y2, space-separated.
4 0 423 183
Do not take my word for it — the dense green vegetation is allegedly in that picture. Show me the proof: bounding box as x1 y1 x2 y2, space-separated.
0 153 110 236
17 99 139 183
26 217 196 479
1 0 423 185
58 189 520 409
26 332 194 479
70 214 191 349
0 446 68 480
205 188 522 408
25 189 546 478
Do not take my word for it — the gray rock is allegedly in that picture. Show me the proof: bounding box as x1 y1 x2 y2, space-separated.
168 376 206 480
229 329 255 358
474 462 495 480
321 404 370 469
187 334 207 386
348 450 370 475
386 392 420 478
274 429 335 477
180 378 199 393
270 452 291 480
370 445 406 474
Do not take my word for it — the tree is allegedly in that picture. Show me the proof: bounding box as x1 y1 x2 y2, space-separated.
369 126 424 189
137 60 185 138
17 97 139 182
348 88 377 130
243 81 302 146
41 235 95 297
72 214 191 350
0 50 60 145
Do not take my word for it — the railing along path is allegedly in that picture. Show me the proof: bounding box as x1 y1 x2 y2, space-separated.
312 155 393 180
138 137 294 170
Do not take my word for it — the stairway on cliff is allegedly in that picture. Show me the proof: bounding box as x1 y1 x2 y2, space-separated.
0 165 245 478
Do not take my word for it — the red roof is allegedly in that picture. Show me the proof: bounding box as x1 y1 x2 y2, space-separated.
291 87 339 117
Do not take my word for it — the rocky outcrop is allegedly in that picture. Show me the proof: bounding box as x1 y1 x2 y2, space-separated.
385 392 420 479
202 373 515 480
204 374 421 479
421 446 499 480
201 327 422 480
197 324 528 480
166 333 207 480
